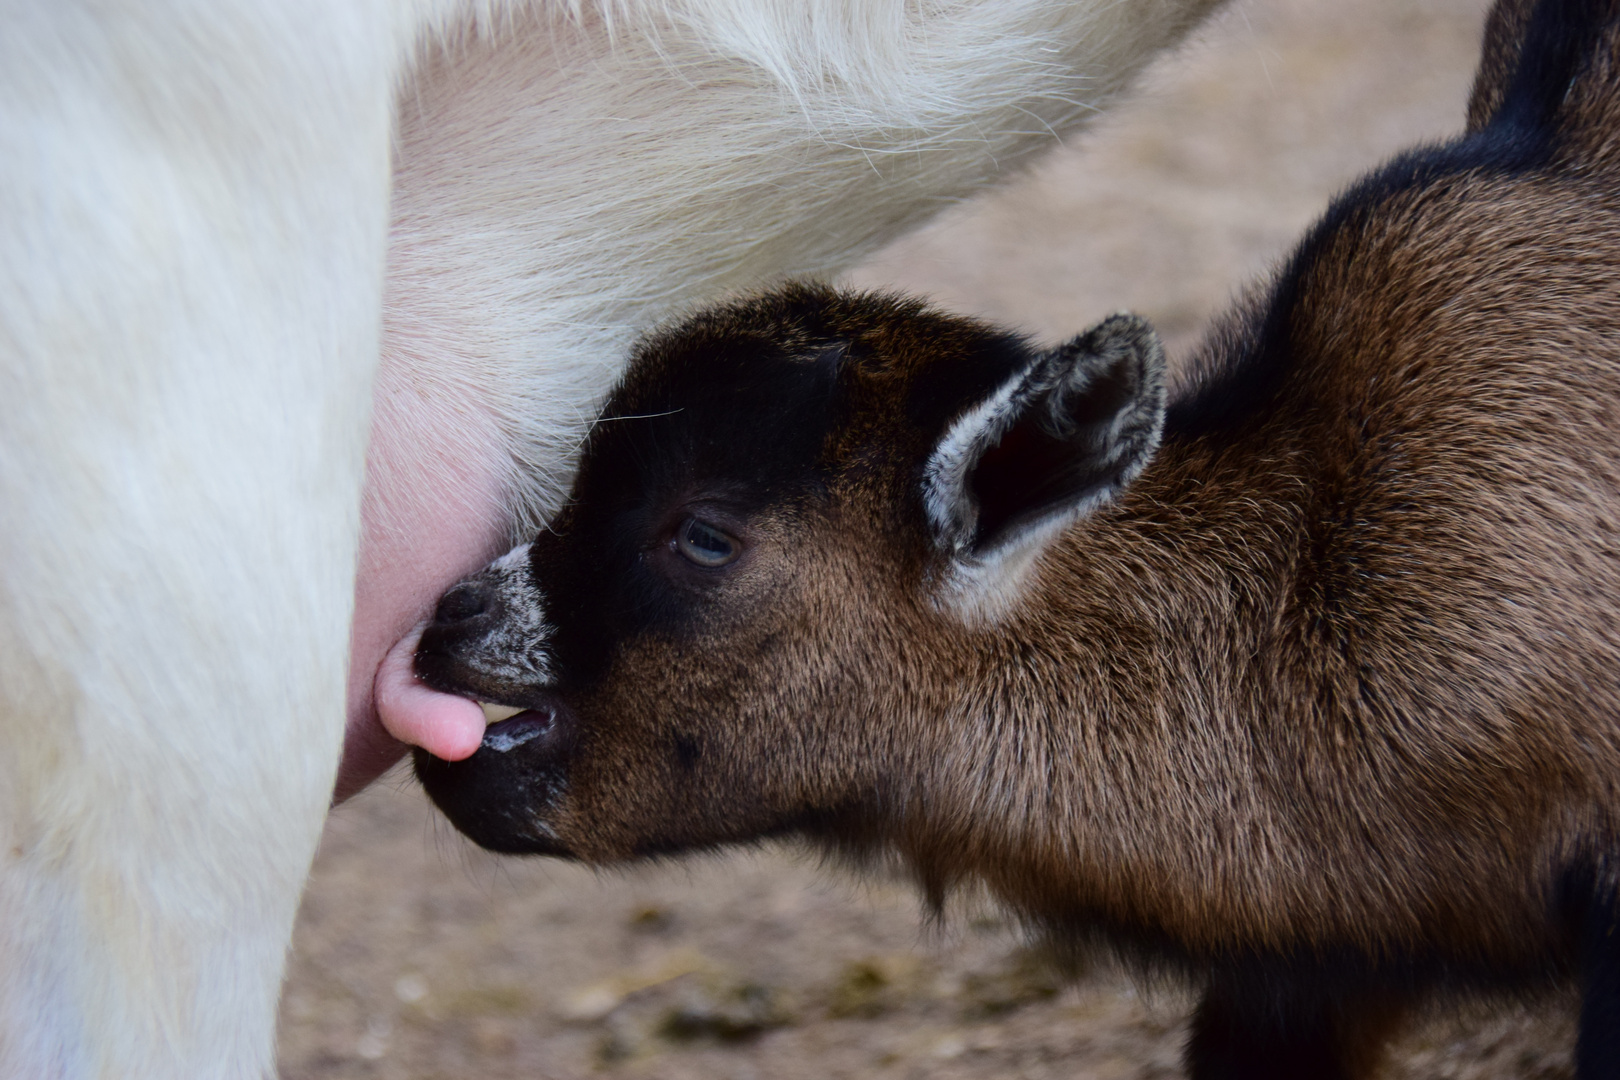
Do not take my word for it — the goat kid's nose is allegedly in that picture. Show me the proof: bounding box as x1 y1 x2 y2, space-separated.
433 581 490 625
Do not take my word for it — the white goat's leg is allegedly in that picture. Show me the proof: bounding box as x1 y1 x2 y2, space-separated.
0 4 403 1074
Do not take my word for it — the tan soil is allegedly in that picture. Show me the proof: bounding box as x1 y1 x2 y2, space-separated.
279 1 1581 1076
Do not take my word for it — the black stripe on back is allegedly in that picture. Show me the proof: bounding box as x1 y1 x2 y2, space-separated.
1164 0 1617 438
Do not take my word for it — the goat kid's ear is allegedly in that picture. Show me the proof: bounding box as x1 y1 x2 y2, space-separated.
922 312 1166 568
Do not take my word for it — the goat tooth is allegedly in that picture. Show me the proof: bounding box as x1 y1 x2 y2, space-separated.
479 702 524 724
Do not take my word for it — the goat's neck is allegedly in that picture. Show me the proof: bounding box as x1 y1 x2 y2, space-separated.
904 426 1336 952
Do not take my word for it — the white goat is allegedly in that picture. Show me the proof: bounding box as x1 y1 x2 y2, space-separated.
0 1 1219 1075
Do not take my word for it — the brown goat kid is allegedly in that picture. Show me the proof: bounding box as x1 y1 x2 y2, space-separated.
415 0 1620 1074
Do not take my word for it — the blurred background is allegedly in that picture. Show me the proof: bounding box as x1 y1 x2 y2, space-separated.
279 0 1577 1076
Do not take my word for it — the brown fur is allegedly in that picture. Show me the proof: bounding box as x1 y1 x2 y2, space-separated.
417 2 1620 1074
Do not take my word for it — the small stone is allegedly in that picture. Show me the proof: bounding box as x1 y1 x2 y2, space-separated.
827 955 924 1019
562 984 624 1023
628 904 672 931
658 977 793 1042
393 973 429 1004
957 947 1062 1019
970 1031 1003 1052
355 1016 391 1061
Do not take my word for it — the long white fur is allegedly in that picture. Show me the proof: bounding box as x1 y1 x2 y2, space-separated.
0 0 1218 1075
384 0 1223 540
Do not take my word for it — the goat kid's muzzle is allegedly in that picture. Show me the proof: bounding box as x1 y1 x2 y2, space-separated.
412 559 576 856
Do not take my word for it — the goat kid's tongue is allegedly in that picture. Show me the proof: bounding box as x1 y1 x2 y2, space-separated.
374 623 486 762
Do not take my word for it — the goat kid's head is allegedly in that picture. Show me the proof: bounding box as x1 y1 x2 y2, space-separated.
415 284 1165 859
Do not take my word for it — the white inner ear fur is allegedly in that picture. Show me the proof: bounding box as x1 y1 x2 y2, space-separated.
921 359 1056 626
921 362 1037 553
921 314 1166 626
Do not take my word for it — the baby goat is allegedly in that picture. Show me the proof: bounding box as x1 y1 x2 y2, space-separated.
415 0 1620 1074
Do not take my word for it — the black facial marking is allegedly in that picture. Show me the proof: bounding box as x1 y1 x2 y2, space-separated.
531 287 853 689
903 329 1035 437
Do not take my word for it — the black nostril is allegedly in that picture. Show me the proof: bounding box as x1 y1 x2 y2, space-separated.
434 582 488 625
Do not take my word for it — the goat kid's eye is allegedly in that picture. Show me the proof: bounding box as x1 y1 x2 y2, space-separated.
674 517 740 568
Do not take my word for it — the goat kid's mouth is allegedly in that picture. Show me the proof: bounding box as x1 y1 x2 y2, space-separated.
414 632 562 728
413 690 580 856
414 648 567 758
410 643 581 856
476 701 559 753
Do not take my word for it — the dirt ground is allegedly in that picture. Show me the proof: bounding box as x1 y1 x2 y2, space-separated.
278 1 1583 1076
